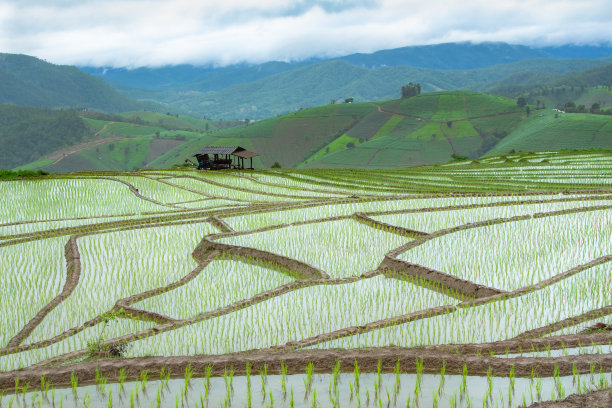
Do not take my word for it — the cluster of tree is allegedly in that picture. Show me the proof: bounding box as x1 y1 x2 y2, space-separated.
330 98 355 104
563 101 612 115
0 169 48 179
401 82 421 98
491 62 612 101
475 130 509 157
0 104 91 169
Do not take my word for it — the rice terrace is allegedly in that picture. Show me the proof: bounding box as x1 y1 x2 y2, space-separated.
0 149 610 408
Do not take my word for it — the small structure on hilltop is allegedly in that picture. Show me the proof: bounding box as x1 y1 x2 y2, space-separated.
193 146 259 170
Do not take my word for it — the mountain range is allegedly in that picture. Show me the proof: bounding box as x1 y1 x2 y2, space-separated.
1 41 612 171
79 42 612 119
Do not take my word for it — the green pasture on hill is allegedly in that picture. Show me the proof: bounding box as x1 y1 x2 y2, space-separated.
301 92 526 168
45 138 153 172
13 159 54 171
575 86 612 108
490 109 612 154
121 111 221 132
15 110 235 172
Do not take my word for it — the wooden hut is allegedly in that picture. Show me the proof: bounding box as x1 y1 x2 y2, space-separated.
193 146 259 170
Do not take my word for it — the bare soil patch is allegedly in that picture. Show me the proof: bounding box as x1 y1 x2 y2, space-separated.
145 139 184 165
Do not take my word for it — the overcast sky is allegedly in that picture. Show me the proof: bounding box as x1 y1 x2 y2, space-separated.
1 0 611 68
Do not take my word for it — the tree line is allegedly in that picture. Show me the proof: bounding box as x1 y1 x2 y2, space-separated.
0 104 91 169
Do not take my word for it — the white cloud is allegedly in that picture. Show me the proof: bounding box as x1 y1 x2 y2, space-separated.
0 0 611 67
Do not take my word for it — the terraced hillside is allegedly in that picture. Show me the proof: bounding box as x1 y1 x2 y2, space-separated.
0 150 611 407
14 111 238 172
15 91 612 172
139 91 612 170
148 91 528 169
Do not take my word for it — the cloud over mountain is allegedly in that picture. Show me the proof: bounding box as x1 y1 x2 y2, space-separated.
1 0 611 67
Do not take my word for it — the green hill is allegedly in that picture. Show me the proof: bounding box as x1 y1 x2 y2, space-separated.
488 109 612 154
487 63 612 104
302 91 525 168
15 91 612 171
146 91 525 169
5 108 236 172
0 53 146 112
149 90 612 169
0 105 91 169
41 112 235 172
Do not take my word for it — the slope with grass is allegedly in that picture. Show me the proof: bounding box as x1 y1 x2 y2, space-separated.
14 111 237 172
301 91 525 168
0 105 92 170
0 53 146 112
106 91 530 170
489 109 612 154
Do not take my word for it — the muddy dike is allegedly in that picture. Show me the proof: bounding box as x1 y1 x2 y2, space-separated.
2 346 612 393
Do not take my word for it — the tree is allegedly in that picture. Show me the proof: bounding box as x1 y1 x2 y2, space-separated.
447 121 453 128
344 98 354 103
346 142 355 148
516 97 527 107
451 153 468 161
271 161 281 168
401 82 421 98
525 106 530 116
590 103 601 113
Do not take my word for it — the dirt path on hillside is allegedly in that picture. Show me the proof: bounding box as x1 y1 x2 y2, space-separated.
45 136 125 166
375 104 424 120
440 122 458 154
375 103 524 124
43 122 124 166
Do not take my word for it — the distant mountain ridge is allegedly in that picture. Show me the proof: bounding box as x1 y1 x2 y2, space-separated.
3 42 612 120
79 42 612 119
0 53 149 112
82 42 612 91
104 57 612 119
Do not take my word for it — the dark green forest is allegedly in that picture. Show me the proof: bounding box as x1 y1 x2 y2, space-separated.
0 104 91 169
0 53 146 112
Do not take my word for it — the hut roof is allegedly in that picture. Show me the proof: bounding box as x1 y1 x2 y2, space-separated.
233 150 259 159
195 146 245 155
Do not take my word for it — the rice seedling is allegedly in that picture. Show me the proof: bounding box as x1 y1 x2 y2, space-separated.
1 155 610 407
402 208 612 290
221 219 407 278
